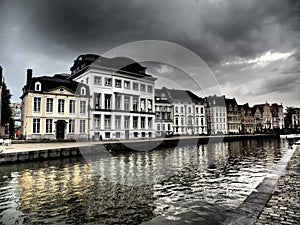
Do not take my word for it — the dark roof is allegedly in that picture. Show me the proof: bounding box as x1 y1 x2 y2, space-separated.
68 54 155 81
156 87 204 104
21 75 90 98
205 95 226 107
225 98 238 109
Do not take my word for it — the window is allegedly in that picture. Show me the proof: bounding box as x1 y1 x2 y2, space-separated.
94 93 101 109
175 117 179 125
181 107 184 113
69 119 75 133
58 99 65 113
105 78 112 86
124 96 130 111
148 118 152 129
94 76 101 85
124 80 130 89
81 87 86 95
69 100 75 114
196 118 199 125
147 85 153 93
140 98 146 112
124 116 130 129
80 120 86 133
115 94 121 110
162 124 165 131
33 97 41 113
141 117 145 129
181 117 184 125
133 117 138 128
116 132 120 138
157 124 160 131
46 119 53 133
86 77 89 84
46 98 53 113
115 79 122 88
80 101 86 114
35 82 41 91
175 107 178 113
201 117 204 125
201 107 204 114
105 94 112 109
168 124 171 131
94 115 101 129
147 99 153 112
105 132 110 139
196 107 199 114
133 97 138 111
133 82 139 91
33 118 40 133
105 115 111 129
188 107 192 114
140 84 146 92
188 116 193 125
115 116 121 129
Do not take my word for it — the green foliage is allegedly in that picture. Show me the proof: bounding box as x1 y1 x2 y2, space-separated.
1 82 12 126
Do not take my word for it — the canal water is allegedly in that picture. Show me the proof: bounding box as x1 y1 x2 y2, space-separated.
0 138 287 225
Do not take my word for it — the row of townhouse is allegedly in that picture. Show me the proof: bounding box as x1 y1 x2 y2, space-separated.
18 54 285 140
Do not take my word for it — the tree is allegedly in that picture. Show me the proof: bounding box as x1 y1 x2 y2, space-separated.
1 82 12 126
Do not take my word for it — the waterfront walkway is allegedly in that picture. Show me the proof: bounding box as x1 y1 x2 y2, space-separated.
254 146 300 225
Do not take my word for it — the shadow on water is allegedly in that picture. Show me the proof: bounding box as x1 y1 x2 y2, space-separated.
0 138 287 225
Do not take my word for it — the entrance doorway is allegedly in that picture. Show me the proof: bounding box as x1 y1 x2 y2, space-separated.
56 120 66 140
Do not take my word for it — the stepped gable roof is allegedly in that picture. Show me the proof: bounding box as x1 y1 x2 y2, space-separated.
271 103 279 117
22 75 90 98
162 87 203 103
69 54 155 80
206 95 226 107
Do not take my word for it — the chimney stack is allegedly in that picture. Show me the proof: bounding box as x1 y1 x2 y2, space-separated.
27 69 33 86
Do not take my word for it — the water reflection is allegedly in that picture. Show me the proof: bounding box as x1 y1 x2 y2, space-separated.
0 139 286 225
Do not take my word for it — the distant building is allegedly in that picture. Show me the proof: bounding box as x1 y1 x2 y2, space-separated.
253 102 273 131
206 95 227 135
155 87 207 136
20 69 90 140
0 66 3 132
239 103 254 133
271 103 284 130
155 88 173 136
291 109 300 129
11 102 21 137
225 98 241 134
68 54 157 140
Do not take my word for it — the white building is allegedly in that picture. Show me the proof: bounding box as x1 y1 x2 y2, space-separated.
68 54 157 140
206 95 227 135
156 87 207 135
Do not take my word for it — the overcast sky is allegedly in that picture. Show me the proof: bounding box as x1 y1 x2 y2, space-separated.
0 0 299 107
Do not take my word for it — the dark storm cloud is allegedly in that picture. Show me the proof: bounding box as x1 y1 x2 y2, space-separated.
0 0 299 105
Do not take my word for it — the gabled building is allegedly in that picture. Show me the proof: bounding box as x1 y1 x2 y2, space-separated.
20 69 91 140
68 54 157 140
253 105 263 132
253 102 273 130
271 103 284 130
240 103 254 134
155 89 173 136
156 87 207 135
206 95 227 135
225 97 241 134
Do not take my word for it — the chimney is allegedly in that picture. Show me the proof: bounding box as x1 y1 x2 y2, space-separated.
27 69 33 86
0 66 2 85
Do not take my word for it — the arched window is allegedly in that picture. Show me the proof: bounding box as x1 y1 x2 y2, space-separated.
35 82 41 91
81 87 86 95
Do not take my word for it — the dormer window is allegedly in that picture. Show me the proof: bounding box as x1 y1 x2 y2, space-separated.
35 82 41 91
81 87 86 95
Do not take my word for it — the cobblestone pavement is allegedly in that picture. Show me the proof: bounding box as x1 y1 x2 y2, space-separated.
255 146 300 225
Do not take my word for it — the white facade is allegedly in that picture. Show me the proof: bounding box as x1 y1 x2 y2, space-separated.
72 64 156 140
206 106 227 134
173 102 206 135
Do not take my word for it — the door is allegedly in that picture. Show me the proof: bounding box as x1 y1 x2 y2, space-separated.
125 130 129 139
56 120 66 140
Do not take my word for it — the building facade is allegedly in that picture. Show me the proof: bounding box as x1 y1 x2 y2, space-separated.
225 98 241 134
155 89 173 136
68 54 156 140
21 70 90 140
240 103 254 133
157 87 207 135
206 95 227 135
